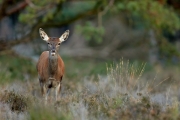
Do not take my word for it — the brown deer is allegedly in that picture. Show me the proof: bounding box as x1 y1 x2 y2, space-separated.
37 28 69 101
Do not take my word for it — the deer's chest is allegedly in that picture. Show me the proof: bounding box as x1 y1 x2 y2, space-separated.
48 62 57 74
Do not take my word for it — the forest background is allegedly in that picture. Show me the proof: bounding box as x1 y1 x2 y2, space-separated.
0 0 180 119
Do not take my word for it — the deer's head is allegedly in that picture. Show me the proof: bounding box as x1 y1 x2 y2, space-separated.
39 28 69 56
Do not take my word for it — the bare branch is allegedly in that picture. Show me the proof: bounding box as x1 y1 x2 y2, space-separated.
6 1 28 15
0 0 28 20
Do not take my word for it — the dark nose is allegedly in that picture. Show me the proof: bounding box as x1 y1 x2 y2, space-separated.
52 50 55 53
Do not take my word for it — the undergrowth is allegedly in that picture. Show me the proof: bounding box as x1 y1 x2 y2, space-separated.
0 54 36 83
0 59 179 120
0 90 31 112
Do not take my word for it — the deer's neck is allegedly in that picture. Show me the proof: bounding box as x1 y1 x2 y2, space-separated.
48 54 58 76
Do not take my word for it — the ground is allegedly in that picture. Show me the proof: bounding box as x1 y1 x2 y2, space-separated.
0 54 180 120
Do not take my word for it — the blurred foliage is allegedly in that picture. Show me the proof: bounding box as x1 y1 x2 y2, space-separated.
18 0 180 39
54 1 96 22
77 0 180 41
0 54 109 84
111 0 180 60
159 38 180 58
114 0 180 32
19 0 58 25
76 22 105 45
63 57 109 80
0 55 36 83
19 1 96 25
1 0 180 61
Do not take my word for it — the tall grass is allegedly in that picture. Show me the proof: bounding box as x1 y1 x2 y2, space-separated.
0 59 180 120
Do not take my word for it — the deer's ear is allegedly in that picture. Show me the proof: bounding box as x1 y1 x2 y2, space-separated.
39 28 49 41
59 30 70 43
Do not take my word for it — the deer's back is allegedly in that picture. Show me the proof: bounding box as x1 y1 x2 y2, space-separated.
36 51 65 82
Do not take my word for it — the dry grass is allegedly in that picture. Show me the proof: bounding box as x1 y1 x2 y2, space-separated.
0 59 180 120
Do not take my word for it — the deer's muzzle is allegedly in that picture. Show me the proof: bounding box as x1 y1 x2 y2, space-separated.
51 49 56 56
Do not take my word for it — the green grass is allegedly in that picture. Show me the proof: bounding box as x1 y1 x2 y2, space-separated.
62 57 112 79
29 106 72 120
0 54 154 84
0 54 36 83
0 55 110 84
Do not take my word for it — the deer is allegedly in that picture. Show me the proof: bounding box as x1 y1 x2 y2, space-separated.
37 28 69 102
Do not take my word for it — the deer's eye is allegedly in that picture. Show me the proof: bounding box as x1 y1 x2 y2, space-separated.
48 43 52 46
58 43 61 45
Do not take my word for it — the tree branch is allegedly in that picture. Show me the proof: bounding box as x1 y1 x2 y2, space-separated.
6 1 28 15
0 0 28 20
0 2 100 53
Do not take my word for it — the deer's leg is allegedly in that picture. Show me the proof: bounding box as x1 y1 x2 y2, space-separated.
55 82 60 101
42 84 46 98
54 77 63 101
59 76 63 94
39 80 45 96
46 88 51 101
39 80 47 101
